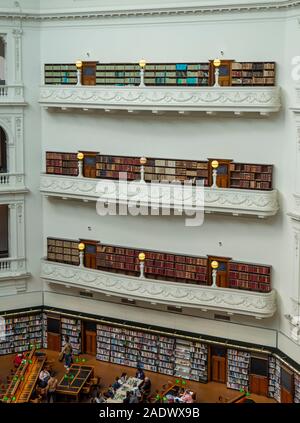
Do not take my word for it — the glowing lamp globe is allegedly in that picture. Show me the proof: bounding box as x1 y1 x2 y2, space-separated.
211 260 219 270
77 152 84 161
211 160 219 169
213 58 221 67
75 60 83 69
78 242 85 251
140 157 147 165
138 252 146 262
139 59 146 68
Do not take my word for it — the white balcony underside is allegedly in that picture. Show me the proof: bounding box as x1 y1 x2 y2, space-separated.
40 174 279 218
41 260 276 318
40 86 281 115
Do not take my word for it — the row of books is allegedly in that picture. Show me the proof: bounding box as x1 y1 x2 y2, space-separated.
227 349 250 391
47 238 79 265
268 356 281 401
0 313 43 355
96 324 208 382
44 61 275 86
46 152 274 191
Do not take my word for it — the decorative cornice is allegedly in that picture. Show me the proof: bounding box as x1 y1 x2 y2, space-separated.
40 174 279 218
41 260 276 318
0 1 300 21
40 86 281 115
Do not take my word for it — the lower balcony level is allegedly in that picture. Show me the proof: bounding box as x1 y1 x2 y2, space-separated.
40 174 278 218
41 260 276 319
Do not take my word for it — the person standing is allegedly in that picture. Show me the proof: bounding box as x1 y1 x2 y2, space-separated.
62 336 73 369
46 372 58 403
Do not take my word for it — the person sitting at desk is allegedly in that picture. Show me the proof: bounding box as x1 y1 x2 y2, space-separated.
123 391 131 404
103 385 114 399
129 390 140 403
119 372 128 385
180 390 194 403
135 365 145 380
13 353 24 368
95 391 106 403
38 368 51 389
112 376 121 391
140 377 151 400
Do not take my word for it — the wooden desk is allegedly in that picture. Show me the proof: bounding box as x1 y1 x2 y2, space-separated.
56 364 94 401
106 377 142 403
5 348 46 403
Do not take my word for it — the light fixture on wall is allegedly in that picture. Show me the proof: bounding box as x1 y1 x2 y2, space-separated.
77 152 84 177
78 242 85 267
213 58 221 87
138 252 146 278
211 260 219 288
75 60 83 86
139 59 146 88
140 156 147 182
211 160 219 188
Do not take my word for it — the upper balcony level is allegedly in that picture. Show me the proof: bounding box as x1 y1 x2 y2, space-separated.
0 85 26 107
41 152 279 218
41 237 276 318
0 173 27 194
40 60 281 115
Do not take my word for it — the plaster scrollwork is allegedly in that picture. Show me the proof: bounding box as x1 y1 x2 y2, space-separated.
40 174 279 217
39 86 281 113
41 261 276 318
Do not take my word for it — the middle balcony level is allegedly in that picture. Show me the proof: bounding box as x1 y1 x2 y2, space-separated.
41 152 279 218
41 237 276 319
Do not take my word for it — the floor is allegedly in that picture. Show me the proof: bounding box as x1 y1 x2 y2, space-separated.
0 350 276 403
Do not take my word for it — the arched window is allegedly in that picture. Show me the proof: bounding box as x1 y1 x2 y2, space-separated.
0 127 7 173
0 36 5 83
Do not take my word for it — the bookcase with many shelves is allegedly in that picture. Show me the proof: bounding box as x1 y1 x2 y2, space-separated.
268 356 281 401
47 238 80 266
191 342 209 382
96 324 111 362
174 339 193 380
231 62 275 86
44 61 276 87
228 262 271 293
294 373 300 403
157 336 175 376
46 151 274 192
44 64 77 85
227 349 250 391
46 152 78 176
42 313 48 349
61 317 81 355
0 317 14 355
229 163 273 190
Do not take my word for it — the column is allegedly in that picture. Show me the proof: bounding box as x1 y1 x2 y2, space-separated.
12 29 23 85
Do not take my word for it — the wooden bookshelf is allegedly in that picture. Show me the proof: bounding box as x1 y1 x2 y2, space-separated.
44 61 276 87
46 152 274 191
227 349 250 391
46 237 272 293
44 64 77 85
47 237 80 265
46 152 78 176
229 261 271 293
231 62 276 86
229 162 273 190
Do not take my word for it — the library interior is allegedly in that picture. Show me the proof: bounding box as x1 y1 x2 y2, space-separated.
0 0 300 405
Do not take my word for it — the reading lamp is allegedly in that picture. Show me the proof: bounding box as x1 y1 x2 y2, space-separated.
140 156 147 182
78 242 85 268
139 59 146 88
77 152 84 178
213 58 221 87
75 60 83 86
211 260 219 288
139 252 146 278
211 160 219 188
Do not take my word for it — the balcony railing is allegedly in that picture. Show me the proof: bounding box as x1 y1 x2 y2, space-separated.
41 260 276 318
0 85 26 105
40 173 279 218
0 257 27 278
0 173 27 193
